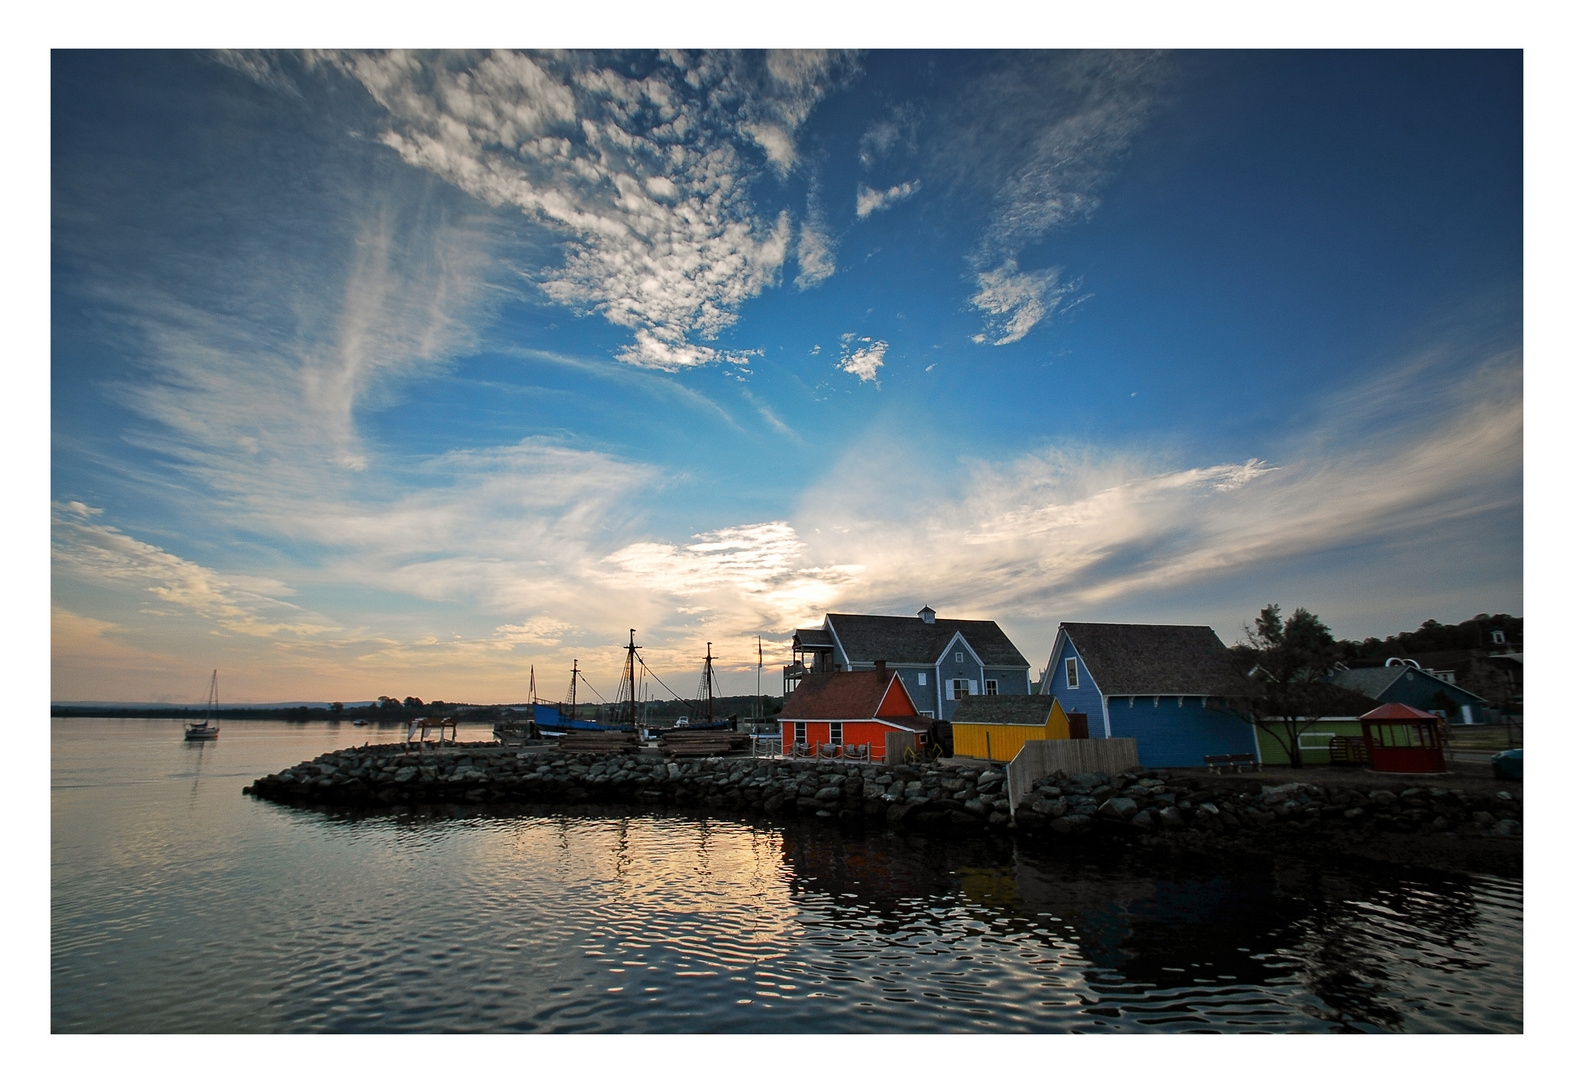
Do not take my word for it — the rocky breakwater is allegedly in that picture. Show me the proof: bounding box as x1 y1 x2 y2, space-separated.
1014 772 1523 842
244 745 1022 826
244 747 1522 867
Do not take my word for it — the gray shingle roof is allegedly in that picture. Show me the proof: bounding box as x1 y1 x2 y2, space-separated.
1061 623 1253 696
793 628 834 649
1323 667 1403 698
826 613 1029 667
950 695 1060 726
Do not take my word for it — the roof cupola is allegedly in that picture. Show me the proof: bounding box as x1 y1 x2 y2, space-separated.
918 605 936 624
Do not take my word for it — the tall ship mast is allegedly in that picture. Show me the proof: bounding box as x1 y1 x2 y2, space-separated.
698 642 717 723
612 629 640 728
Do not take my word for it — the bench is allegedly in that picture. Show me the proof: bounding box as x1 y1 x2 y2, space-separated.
1204 753 1260 774
1328 736 1370 766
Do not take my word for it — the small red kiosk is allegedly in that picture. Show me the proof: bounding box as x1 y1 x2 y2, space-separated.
1359 702 1447 774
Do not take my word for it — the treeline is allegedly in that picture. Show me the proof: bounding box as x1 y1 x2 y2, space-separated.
1334 613 1521 661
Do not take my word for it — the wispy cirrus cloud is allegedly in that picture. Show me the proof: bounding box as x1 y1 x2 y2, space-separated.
969 260 1080 345
52 502 338 639
793 346 1520 624
928 51 1166 344
329 49 856 370
856 179 921 217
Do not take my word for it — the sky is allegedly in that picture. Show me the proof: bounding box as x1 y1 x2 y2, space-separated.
49 49 1523 705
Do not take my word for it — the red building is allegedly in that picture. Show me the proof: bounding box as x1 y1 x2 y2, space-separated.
779 661 927 761
1360 702 1448 774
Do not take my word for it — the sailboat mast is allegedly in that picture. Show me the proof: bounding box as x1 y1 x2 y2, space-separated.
614 629 638 728
529 665 537 706
569 659 579 722
700 642 716 723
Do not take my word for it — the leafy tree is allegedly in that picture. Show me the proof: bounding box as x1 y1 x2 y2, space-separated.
329 701 344 713
403 696 424 709
1223 605 1346 769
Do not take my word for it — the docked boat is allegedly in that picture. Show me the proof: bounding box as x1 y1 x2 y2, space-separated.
184 670 221 741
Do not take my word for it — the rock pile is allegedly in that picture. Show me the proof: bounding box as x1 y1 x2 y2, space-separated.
243 746 1522 842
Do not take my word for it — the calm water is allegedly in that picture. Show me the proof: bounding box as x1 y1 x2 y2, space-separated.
52 718 1522 1033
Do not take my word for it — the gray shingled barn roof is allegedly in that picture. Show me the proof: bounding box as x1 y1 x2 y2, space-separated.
826 613 1029 666
1061 623 1254 696
950 695 1060 726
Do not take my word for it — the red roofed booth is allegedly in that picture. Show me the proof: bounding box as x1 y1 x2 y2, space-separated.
778 661 926 762
1359 702 1447 774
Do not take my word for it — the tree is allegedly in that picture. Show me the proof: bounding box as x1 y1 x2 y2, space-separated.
329 701 344 713
403 696 424 709
1224 605 1345 769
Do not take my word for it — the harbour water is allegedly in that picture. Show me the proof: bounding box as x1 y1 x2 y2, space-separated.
52 718 1523 1033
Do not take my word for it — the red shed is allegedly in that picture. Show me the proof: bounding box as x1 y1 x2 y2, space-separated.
1359 702 1447 774
778 661 926 762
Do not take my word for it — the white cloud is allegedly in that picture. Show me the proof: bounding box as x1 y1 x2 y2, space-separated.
855 180 921 217
51 503 338 639
793 350 1521 623
968 260 1078 345
333 50 854 370
837 337 888 383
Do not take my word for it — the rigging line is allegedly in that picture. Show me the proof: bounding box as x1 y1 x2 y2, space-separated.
636 655 700 713
575 673 609 703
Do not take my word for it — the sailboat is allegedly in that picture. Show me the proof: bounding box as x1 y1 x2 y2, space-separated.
184 670 221 741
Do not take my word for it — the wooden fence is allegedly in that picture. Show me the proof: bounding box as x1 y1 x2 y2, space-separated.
1004 738 1140 814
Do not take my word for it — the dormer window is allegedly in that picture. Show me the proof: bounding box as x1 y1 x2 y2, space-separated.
1066 657 1079 689
918 605 936 624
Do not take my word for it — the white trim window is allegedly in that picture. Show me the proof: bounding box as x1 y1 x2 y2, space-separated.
919 710 934 718
955 650 965 663
985 679 998 695
917 672 927 686
1066 657 1079 689
829 722 844 745
951 678 970 700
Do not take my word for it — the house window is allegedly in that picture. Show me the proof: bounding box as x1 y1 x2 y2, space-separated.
1066 657 1079 689
952 679 970 700
917 672 927 686
985 680 998 695
919 710 934 718
829 722 843 745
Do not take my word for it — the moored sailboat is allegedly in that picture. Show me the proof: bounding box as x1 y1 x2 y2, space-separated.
184 671 220 741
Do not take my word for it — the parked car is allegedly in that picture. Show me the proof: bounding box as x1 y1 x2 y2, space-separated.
1492 747 1522 781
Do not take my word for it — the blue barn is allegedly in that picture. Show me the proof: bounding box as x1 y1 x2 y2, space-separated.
1039 622 1259 768
1324 662 1489 725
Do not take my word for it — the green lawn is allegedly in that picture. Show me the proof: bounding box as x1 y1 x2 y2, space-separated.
1446 725 1522 750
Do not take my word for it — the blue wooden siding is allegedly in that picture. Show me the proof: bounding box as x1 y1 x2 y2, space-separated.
935 637 984 720
1105 696 1258 767
1043 633 1107 733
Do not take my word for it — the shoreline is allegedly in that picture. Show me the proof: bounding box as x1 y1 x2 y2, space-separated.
244 743 1522 877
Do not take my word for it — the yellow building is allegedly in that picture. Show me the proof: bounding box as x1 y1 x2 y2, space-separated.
950 695 1070 761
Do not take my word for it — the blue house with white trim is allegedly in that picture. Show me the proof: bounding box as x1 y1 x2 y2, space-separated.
1039 622 1259 767
788 607 1031 721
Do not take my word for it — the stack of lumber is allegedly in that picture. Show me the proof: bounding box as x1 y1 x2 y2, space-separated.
659 730 751 757
557 731 642 755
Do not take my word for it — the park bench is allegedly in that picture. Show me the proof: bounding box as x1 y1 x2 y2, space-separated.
1204 753 1260 774
1328 736 1370 766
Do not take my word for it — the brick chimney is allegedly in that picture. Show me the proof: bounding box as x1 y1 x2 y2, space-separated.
874 659 887 680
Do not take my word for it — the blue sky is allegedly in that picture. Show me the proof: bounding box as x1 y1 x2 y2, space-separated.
50 50 1522 704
